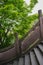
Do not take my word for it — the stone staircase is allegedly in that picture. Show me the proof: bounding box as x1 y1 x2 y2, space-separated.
4 42 43 65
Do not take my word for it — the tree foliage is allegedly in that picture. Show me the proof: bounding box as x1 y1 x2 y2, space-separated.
0 0 38 48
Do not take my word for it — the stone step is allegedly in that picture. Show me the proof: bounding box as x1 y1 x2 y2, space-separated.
34 48 43 65
18 57 24 65
25 54 30 65
38 44 43 54
30 51 38 65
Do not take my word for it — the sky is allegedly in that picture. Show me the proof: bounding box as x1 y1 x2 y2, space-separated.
25 0 43 14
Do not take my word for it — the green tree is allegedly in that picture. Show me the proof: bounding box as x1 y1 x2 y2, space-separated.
0 0 38 48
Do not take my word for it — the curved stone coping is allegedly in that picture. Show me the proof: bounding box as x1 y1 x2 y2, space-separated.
0 46 17 64
21 26 40 51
